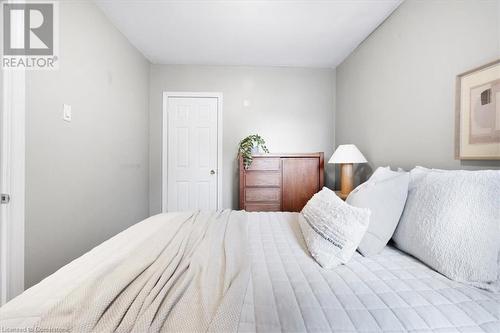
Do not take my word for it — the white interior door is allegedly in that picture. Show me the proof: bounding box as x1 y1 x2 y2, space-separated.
0 57 4 305
0 67 26 304
0 9 27 304
166 96 219 211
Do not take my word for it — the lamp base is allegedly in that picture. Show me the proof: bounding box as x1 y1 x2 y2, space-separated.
335 191 348 200
340 163 354 198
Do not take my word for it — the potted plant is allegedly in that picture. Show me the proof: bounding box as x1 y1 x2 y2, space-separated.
238 134 269 169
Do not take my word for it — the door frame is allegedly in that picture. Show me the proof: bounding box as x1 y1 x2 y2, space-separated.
161 92 223 213
0 68 26 304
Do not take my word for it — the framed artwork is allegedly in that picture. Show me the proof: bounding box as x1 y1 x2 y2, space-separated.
455 59 500 160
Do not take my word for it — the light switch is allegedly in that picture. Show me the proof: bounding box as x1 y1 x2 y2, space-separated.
63 104 72 122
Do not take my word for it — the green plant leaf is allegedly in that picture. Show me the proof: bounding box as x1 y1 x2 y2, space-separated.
237 134 270 169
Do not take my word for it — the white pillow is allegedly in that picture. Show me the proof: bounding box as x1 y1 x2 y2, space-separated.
393 168 500 289
299 187 370 269
347 167 409 256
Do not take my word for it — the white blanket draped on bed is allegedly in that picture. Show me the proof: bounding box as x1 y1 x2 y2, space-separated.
37 210 250 332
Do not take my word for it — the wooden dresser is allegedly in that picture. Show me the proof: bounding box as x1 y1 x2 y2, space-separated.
239 153 324 212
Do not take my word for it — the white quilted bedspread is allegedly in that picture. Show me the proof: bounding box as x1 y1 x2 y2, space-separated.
239 212 500 333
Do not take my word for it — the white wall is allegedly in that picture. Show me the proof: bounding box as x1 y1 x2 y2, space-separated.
25 1 150 287
149 65 336 213
336 0 500 185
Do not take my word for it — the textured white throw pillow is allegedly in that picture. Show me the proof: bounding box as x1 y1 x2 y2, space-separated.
393 168 500 288
347 167 409 256
299 187 371 269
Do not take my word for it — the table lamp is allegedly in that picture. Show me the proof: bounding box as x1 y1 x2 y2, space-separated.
328 144 367 199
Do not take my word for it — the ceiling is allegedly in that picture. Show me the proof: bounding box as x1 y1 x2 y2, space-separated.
95 0 402 68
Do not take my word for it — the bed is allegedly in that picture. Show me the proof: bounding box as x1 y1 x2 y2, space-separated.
0 210 499 332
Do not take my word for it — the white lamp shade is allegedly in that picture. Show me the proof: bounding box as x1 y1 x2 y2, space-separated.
328 144 367 164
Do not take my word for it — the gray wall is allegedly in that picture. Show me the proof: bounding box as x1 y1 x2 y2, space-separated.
336 0 500 185
149 65 336 213
25 1 150 287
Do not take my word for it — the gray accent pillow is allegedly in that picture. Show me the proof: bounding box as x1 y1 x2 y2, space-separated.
347 167 409 256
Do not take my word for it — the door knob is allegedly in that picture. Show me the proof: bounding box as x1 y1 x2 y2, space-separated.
210 169 216 175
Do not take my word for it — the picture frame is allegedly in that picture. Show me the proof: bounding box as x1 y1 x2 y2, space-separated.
455 59 500 160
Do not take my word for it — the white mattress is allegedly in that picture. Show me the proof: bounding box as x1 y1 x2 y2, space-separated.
1 211 499 332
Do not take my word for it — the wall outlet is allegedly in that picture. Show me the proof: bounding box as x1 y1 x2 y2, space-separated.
63 104 72 122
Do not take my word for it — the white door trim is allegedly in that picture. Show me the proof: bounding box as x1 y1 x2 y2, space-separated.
162 92 223 213
1 68 26 304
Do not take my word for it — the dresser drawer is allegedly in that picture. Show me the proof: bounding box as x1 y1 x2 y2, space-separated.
245 203 281 212
245 171 281 187
246 158 280 171
245 187 281 202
